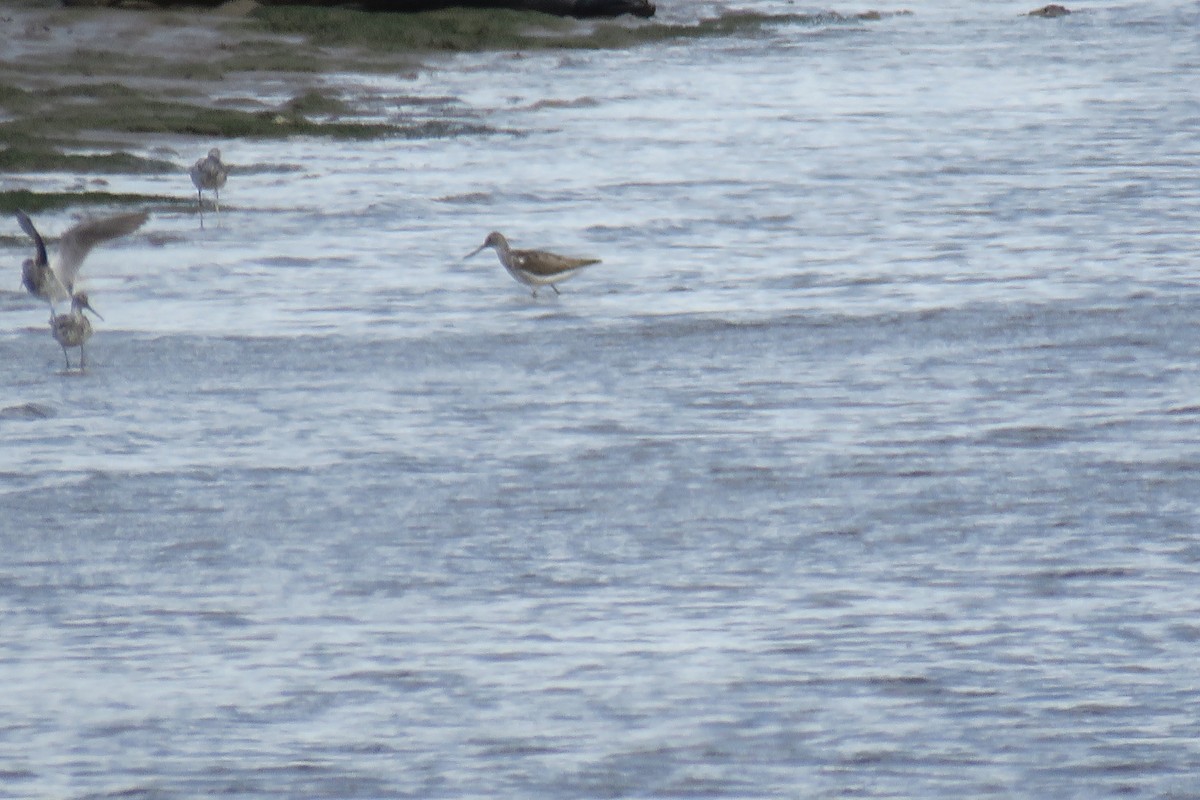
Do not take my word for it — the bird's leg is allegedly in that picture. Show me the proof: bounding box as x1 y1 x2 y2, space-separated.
61 344 71 371
530 288 538 298
197 189 205 229
214 188 220 215
551 284 561 296
79 344 86 371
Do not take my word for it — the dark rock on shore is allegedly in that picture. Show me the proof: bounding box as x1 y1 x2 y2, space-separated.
65 0 656 18
362 0 655 17
1027 4 1070 17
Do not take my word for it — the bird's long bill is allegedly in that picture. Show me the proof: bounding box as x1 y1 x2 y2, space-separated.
465 243 488 260
81 301 104 321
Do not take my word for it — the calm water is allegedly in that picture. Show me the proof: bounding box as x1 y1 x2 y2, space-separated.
3 2 1200 797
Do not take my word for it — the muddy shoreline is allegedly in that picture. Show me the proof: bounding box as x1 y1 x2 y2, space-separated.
0 2 902 218
0 1 594 216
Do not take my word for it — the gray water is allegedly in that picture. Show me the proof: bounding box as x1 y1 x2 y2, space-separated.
3 2 1200 797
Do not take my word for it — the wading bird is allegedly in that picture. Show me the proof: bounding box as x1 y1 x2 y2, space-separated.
50 291 103 371
466 231 600 297
190 147 230 226
16 209 149 304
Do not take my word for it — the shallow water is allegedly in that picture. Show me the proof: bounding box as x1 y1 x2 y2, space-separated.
3 2 1200 797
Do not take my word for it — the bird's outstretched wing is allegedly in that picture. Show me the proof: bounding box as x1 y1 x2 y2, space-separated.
16 210 48 269
56 210 150 291
16 209 69 302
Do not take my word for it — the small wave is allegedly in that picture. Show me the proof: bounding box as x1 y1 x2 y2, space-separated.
228 162 308 176
435 191 492 204
0 769 35 782
469 736 568 757
526 96 602 111
0 402 55 420
1034 566 1136 581
1165 404 1200 416
977 424 1077 446
606 9 915 46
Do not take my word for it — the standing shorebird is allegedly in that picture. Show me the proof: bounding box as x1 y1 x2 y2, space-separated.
190 147 230 226
466 231 600 297
16 209 149 304
50 291 103 371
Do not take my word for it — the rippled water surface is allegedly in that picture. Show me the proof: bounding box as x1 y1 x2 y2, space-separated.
3 2 1200 797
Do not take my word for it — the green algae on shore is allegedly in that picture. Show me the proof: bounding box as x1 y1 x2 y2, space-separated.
247 6 910 53
0 146 178 175
0 5 497 186
0 84 487 183
0 2 905 212
1 85 439 143
0 189 187 216
246 5 723 52
249 6 578 52
284 89 352 117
